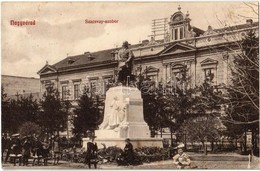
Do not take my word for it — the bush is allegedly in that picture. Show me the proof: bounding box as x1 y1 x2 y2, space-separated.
97 146 123 163
60 146 171 164
135 146 171 163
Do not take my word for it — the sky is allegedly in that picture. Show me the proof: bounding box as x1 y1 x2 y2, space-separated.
1 1 258 78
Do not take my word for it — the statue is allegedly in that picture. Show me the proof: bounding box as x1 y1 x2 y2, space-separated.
99 96 126 130
116 41 135 86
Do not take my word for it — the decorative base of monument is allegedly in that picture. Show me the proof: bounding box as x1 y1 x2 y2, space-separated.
82 137 163 149
95 122 150 138
86 86 164 149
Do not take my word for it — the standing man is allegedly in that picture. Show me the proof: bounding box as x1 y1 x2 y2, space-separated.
53 136 61 165
22 136 31 166
85 135 98 169
117 41 135 86
173 143 191 169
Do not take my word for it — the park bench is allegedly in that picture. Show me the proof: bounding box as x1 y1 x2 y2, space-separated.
9 154 22 166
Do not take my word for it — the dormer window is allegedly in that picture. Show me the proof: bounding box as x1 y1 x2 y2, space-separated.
67 58 75 64
84 52 95 60
169 6 191 41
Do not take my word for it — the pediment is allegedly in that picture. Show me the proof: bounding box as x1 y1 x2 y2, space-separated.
200 58 218 66
37 65 57 75
144 66 159 73
172 63 186 70
160 43 196 56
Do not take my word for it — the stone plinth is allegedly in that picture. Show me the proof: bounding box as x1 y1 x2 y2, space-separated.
96 86 150 139
83 86 163 149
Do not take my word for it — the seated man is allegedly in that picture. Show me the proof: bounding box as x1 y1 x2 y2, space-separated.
123 138 134 165
173 143 191 169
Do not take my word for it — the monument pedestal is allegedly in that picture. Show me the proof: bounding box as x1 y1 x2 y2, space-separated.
83 86 162 149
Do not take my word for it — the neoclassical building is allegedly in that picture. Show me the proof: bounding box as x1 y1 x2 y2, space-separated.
37 8 259 137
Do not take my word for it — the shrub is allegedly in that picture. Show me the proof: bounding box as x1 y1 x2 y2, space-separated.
135 146 171 163
97 146 123 163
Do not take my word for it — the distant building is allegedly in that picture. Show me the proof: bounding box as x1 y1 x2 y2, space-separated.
1 75 40 100
37 7 259 137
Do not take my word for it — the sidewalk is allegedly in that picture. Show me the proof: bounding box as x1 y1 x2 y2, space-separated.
2 153 259 169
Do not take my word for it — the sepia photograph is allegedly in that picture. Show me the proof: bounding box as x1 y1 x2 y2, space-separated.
1 1 259 169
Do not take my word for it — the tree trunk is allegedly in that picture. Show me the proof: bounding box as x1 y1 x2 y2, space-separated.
211 141 214 152
170 126 173 147
244 128 247 153
204 138 208 155
201 141 205 154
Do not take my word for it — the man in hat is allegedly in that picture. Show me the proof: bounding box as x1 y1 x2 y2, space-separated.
85 135 98 169
22 136 31 166
117 41 135 86
173 143 191 169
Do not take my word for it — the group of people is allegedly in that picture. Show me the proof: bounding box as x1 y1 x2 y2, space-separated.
2 133 61 166
3 132 193 169
84 136 137 169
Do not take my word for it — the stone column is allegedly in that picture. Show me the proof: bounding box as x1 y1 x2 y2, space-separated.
162 63 167 83
166 63 171 83
189 60 196 88
222 53 229 86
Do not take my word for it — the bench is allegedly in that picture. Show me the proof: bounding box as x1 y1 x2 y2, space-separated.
9 154 22 166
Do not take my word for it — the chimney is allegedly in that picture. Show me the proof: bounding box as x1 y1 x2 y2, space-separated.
246 19 253 25
142 40 149 46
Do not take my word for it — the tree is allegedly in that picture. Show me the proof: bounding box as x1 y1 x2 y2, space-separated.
39 86 67 136
19 121 41 138
192 75 223 154
140 66 195 146
140 78 165 136
1 87 40 134
180 116 220 152
18 94 39 123
1 86 11 133
73 86 101 136
223 30 259 154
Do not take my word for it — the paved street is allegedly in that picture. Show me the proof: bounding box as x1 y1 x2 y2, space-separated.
2 153 260 169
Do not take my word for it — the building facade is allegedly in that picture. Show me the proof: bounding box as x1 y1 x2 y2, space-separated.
37 8 259 137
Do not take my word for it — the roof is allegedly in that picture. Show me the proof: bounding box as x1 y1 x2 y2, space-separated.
2 75 39 80
52 43 141 71
213 22 258 33
39 21 258 74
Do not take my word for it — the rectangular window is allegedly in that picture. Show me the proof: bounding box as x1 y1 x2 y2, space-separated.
172 29 174 40
147 75 157 82
74 84 80 99
62 86 68 100
180 27 184 39
90 81 97 93
204 68 214 83
175 29 178 40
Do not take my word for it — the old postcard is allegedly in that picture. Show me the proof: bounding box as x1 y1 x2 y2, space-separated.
1 1 259 169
